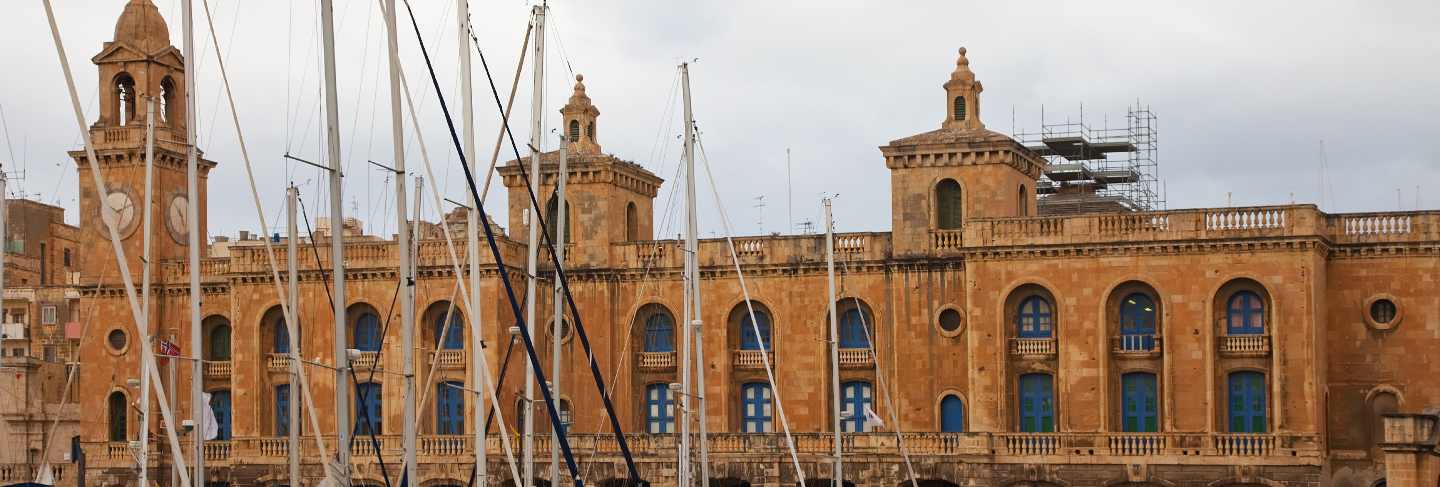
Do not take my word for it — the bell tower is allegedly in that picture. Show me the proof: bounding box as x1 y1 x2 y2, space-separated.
881 48 1046 257
561 74 602 155
69 0 216 281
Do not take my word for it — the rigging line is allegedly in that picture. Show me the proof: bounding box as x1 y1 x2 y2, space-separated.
348 366 396 487
461 14 532 200
198 0 331 460
546 8 576 79
462 4 646 481
200 0 241 149
837 256 920 487
695 131 808 484
32 270 112 478
400 0 634 483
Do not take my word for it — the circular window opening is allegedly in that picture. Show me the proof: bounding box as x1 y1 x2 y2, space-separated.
107 329 128 351
548 318 572 343
1370 299 1397 324
938 308 963 335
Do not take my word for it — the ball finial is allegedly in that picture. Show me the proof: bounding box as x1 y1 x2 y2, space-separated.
959 47 967 56
576 74 584 82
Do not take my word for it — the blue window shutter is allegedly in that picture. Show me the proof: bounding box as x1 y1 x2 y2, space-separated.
1017 296 1054 339
276 385 290 436
741 383 773 433
645 384 674 433
435 312 464 350
436 382 464 435
1227 292 1265 335
940 395 964 432
739 311 771 351
274 318 290 354
1228 372 1266 433
1122 373 1158 432
839 309 870 349
354 313 381 352
840 381 873 432
1019 374 1055 433
644 313 675 353
355 383 382 435
210 391 232 440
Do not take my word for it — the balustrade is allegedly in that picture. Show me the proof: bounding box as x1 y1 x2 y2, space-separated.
1009 337 1057 358
636 351 676 371
1205 207 1287 231
351 351 381 370
434 349 465 370
1107 433 1167 456
999 433 1060 455
731 350 773 370
1214 433 1276 456
1218 334 1270 356
204 441 231 461
266 353 292 373
203 360 233 379
1111 335 1161 356
837 348 873 369
931 229 963 250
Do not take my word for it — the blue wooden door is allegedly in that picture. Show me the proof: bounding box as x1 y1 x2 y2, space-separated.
643 313 675 353
1228 372 1266 433
436 382 464 434
1121 373 1158 432
1019 374 1054 432
274 318 290 353
739 310 771 351
435 312 464 350
841 381 873 432
838 309 870 349
645 384 674 433
741 383 773 433
210 391 232 440
275 385 290 436
355 383 382 435
940 395 964 432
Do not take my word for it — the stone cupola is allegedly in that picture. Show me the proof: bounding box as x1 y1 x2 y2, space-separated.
560 74 601 155
942 47 984 131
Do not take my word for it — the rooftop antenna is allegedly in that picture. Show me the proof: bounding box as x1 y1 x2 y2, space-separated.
754 195 766 234
786 148 792 234
1318 139 1330 211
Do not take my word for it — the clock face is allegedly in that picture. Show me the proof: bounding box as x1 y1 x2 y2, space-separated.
101 190 137 236
167 194 190 243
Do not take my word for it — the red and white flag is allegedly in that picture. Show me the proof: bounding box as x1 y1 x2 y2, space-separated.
156 340 180 365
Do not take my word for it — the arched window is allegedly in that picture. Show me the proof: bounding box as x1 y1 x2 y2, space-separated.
838 308 871 349
1226 291 1265 335
739 308 771 351
741 383 773 433
209 390 233 440
108 391 128 441
568 120 581 141
643 309 675 353
354 312 381 352
1121 372 1158 432
436 381 465 435
114 74 136 126
953 96 966 121
275 384 291 436
586 121 595 142
1119 293 1157 350
625 202 639 241
433 310 463 350
160 77 177 125
940 395 964 432
1018 185 1028 217
1016 296 1054 338
208 323 232 361
840 381 874 432
355 383 383 435
935 179 963 229
1368 390 1399 450
273 317 291 354
645 383 675 433
544 195 567 244
1018 373 1054 432
1227 371 1266 433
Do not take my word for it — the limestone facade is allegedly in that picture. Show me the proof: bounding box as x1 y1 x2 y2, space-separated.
30 2 1440 487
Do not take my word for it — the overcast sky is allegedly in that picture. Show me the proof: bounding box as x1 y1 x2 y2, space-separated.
3 1 1437 240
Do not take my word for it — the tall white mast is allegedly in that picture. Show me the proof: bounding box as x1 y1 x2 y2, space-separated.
318 0 350 472
549 132 568 484
455 0 487 482
824 198 843 486
382 0 417 481
180 0 206 484
137 96 156 487
685 64 713 486
524 5 547 485
678 61 697 487
286 186 300 487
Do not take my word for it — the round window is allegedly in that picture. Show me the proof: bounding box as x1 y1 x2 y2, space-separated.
107 329 128 351
938 308 964 335
1370 299 1397 324
549 318 572 342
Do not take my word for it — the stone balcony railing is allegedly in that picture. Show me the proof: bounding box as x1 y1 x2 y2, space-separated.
203 360 233 380
267 353 292 373
351 351 381 370
433 349 465 370
1111 335 1162 357
1218 334 1271 357
611 232 891 270
100 432 1316 469
837 348 873 369
732 349 773 370
636 351 676 372
0 463 70 484
1009 337 1057 358
931 229 964 251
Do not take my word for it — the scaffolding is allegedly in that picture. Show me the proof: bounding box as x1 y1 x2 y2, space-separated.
1017 103 1162 214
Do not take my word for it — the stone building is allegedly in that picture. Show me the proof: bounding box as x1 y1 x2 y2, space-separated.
44 1 1440 487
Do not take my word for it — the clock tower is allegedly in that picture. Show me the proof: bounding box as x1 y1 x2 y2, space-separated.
69 0 215 282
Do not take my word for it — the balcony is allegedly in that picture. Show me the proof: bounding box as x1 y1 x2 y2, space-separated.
266 353 292 373
1213 433 1277 456
931 229 963 251
1009 337 1057 359
731 350 774 370
1218 334 1270 357
351 351 381 370
636 351 676 372
433 349 465 370
1111 335 1162 358
837 348 873 369
203 360 233 380
204 441 232 462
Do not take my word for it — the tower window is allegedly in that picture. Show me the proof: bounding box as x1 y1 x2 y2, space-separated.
625 202 639 241
954 96 967 121
1019 185 1028 216
586 121 595 142
568 120 580 141
115 74 137 126
936 179 963 229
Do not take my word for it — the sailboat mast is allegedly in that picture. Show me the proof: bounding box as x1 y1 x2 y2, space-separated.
382 0 418 481
524 5 547 485
687 68 712 487
318 0 350 471
180 0 206 484
138 96 156 487
824 198 843 485
457 0 487 482
678 62 697 487
286 186 300 487
550 131 568 485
